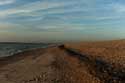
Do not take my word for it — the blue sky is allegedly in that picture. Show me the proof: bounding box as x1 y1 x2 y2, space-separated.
0 0 125 42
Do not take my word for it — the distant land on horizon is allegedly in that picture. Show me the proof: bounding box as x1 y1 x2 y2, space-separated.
0 39 125 44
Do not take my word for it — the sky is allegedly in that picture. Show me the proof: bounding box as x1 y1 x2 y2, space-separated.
0 0 125 42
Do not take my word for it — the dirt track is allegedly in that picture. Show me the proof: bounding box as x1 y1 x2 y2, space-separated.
0 45 125 83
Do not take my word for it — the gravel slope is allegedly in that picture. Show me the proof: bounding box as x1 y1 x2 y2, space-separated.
0 41 125 83
0 47 100 83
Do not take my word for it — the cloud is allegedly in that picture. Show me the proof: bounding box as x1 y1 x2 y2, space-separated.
0 1 125 30
0 0 125 42
0 0 77 18
0 22 27 32
0 0 97 20
16 22 86 32
0 0 15 5
112 3 125 13
0 22 16 28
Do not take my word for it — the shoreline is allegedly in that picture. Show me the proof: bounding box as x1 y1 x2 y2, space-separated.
0 40 125 83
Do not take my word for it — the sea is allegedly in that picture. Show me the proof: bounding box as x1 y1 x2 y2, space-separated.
0 43 50 57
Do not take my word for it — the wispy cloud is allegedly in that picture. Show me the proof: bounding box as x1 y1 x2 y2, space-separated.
0 0 77 18
0 0 15 5
110 3 125 13
0 0 125 42
0 22 19 33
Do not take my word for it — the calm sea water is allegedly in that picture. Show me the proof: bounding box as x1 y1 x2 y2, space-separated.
0 43 50 57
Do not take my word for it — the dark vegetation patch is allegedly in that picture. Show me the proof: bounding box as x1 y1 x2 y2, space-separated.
59 45 125 83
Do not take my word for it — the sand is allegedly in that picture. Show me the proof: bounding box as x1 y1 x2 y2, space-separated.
0 40 125 83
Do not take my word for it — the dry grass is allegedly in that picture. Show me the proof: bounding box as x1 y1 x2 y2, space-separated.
65 40 125 68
